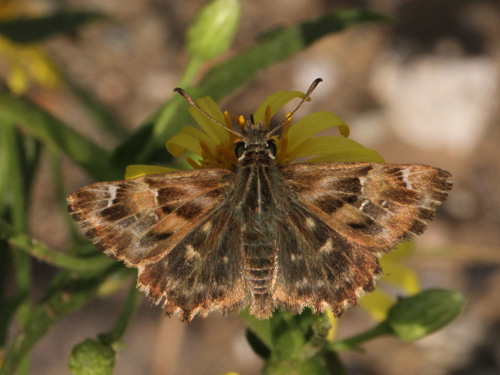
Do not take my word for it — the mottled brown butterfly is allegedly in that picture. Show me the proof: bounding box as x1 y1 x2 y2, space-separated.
67 79 452 322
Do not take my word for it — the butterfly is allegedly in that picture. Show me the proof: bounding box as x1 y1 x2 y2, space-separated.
67 79 452 322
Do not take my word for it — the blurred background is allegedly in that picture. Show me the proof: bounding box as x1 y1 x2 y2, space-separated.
2 0 500 374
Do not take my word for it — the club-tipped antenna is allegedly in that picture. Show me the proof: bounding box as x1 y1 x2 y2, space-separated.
174 87 242 138
267 78 323 137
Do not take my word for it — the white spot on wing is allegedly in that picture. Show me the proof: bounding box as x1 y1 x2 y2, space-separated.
107 186 117 207
402 168 413 189
319 239 333 254
355 286 366 299
185 245 200 260
202 221 212 233
360 199 370 211
305 217 315 229
360 176 366 195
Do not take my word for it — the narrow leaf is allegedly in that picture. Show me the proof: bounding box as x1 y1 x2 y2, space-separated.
0 12 108 43
0 93 119 181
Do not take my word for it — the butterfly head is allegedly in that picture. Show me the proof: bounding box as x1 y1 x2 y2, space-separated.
235 119 277 162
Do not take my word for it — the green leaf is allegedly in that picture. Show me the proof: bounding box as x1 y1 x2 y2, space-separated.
263 358 328 375
239 309 273 350
245 329 271 359
0 218 114 272
386 289 466 341
69 338 115 375
269 312 307 360
0 12 108 43
0 92 120 181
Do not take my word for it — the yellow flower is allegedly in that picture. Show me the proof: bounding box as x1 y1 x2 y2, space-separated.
0 0 60 94
127 85 420 335
163 87 383 170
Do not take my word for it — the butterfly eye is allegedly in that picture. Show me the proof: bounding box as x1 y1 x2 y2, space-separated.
235 141 246 159
267 140 277 156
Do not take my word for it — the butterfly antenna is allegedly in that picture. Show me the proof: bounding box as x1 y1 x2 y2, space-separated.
267 78 323 137
174 88 242 138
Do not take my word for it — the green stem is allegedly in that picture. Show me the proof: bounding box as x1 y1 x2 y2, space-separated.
178 57 203 88
3 122 32 375
48 148 81 241
108 276 139 342
300 314 331 359
0 218 114 272
326 321 393 352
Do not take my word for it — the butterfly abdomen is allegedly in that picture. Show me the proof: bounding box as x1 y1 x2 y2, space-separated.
242 240 277 318
233 162 285 318
240 202 279 318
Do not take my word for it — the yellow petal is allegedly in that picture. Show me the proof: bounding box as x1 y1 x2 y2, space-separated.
7 61 28 95
307 150 385 163
359 288 394 322
287 111 350 150
383 240 414 262
287 136 384 163
125 165 176 179
326 310 338 341
188 96 230 144
253 90 306 124
166 125 216 156
380 258 421 295
26 46 60 88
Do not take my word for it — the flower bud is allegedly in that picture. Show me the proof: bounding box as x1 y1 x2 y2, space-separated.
386 289 465 341
186 0 241 61
69 338 115 375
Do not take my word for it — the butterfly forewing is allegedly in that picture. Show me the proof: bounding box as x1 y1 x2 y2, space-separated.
67 168 231 266
283 162 452 249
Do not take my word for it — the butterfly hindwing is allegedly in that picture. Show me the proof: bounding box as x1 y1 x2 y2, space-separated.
273 198 381 316
137 205 248 321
